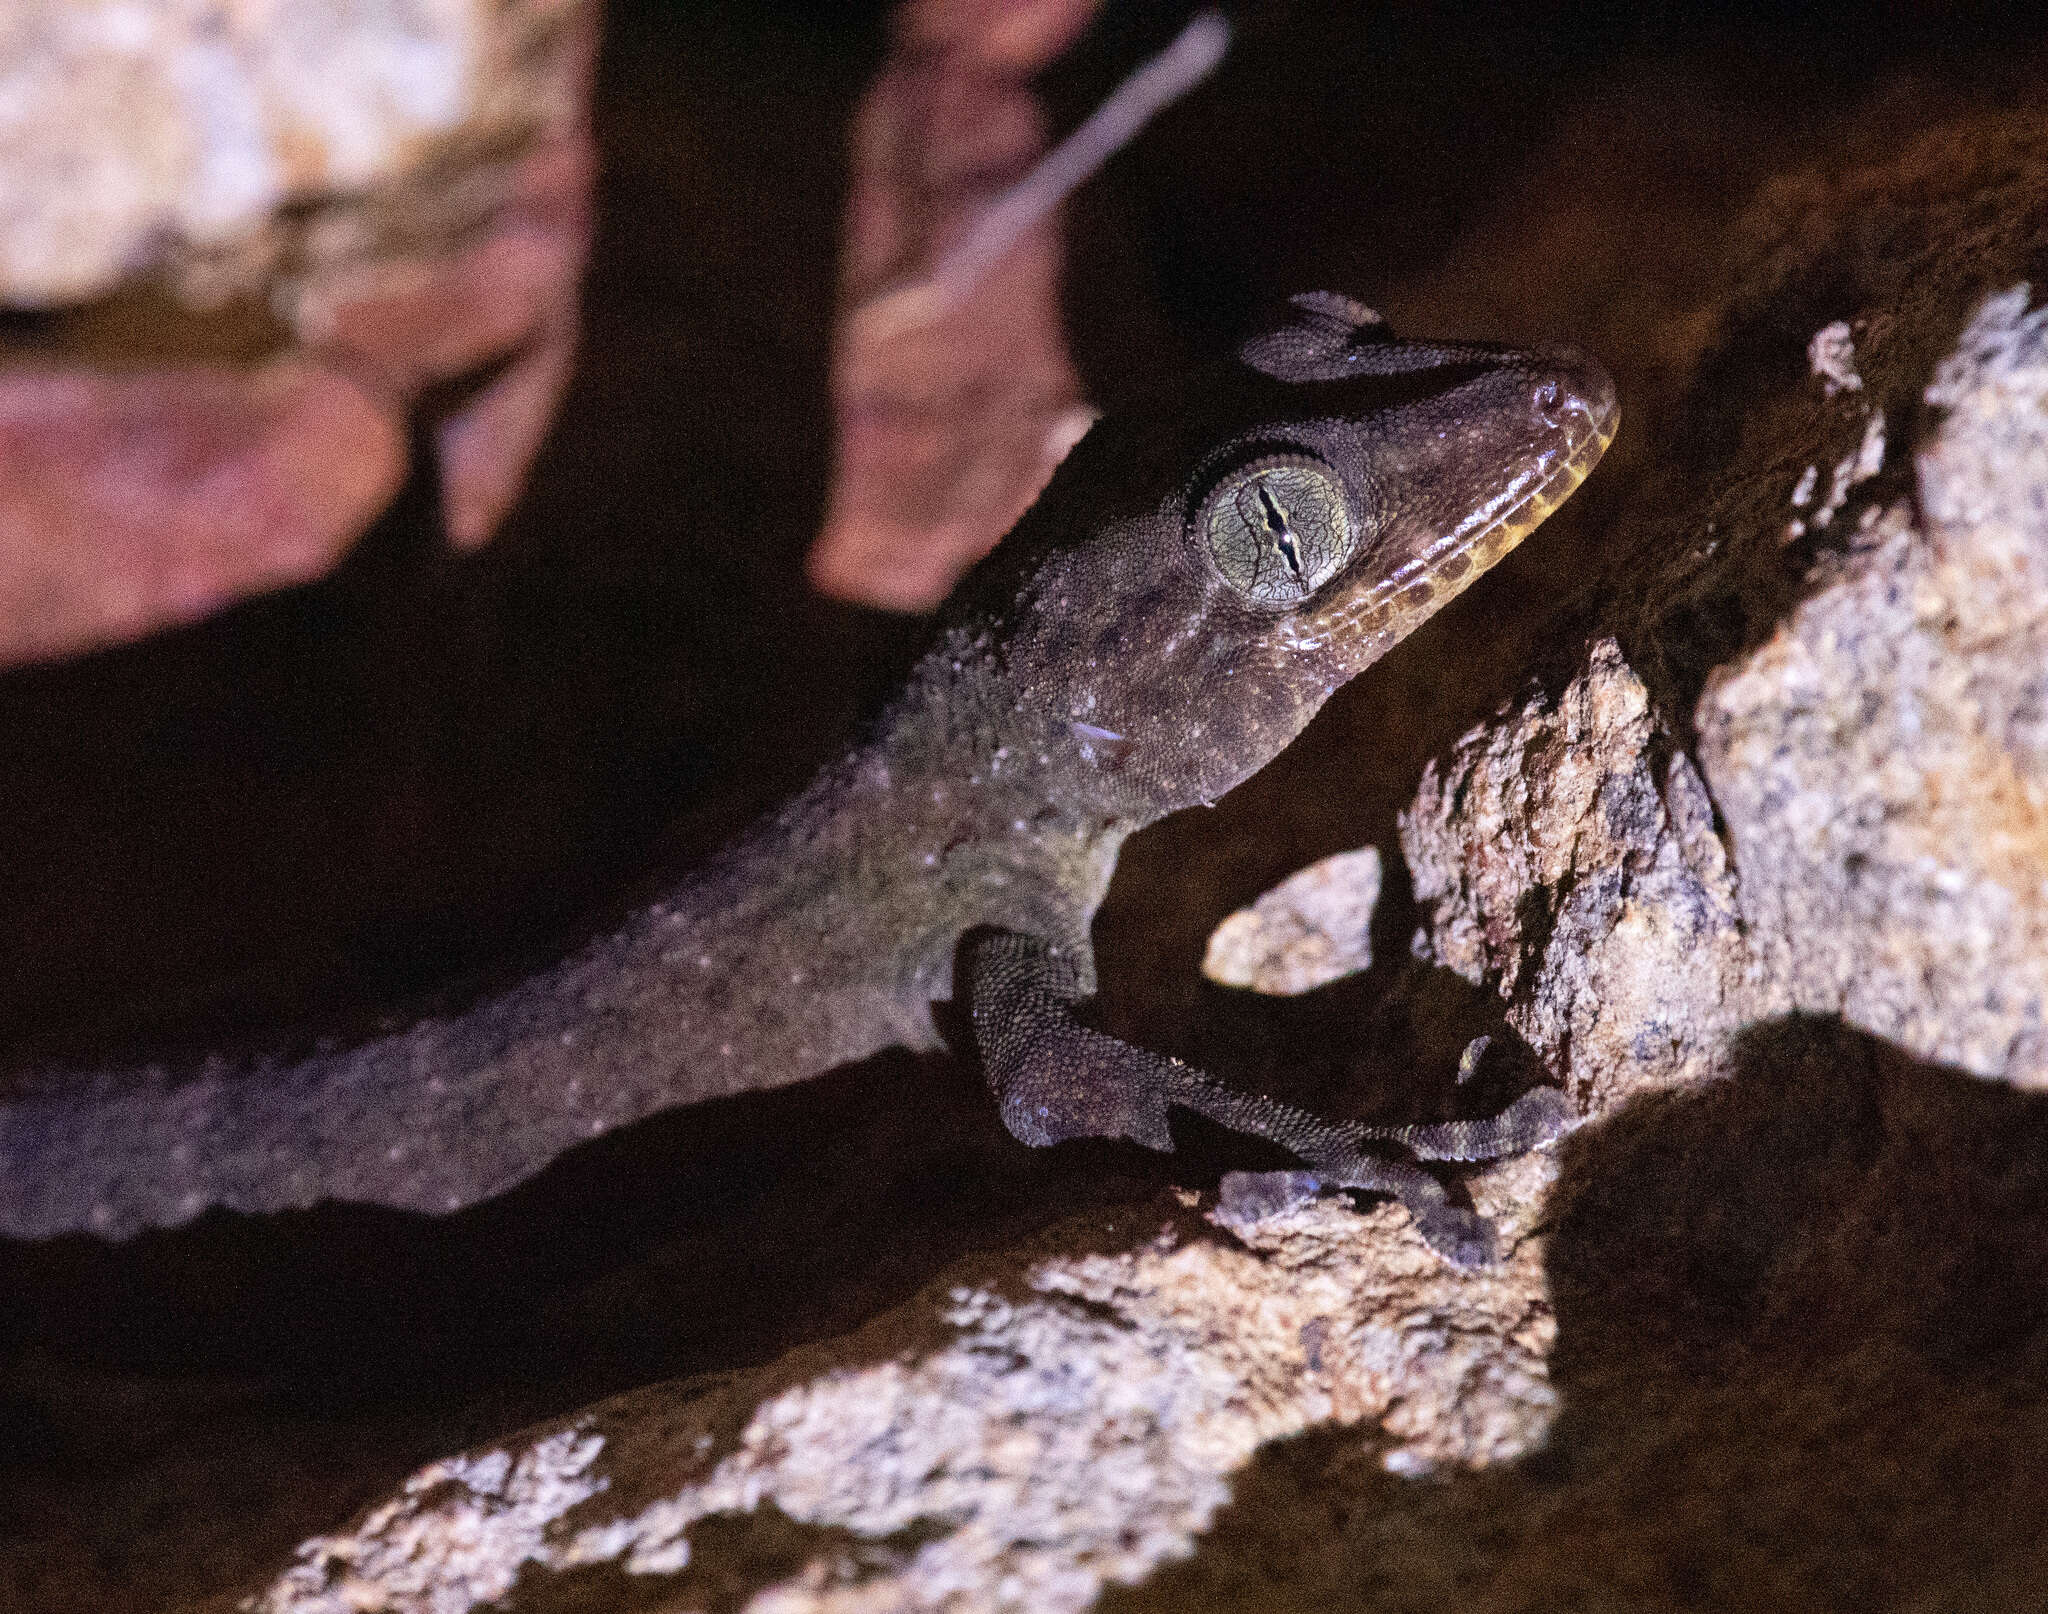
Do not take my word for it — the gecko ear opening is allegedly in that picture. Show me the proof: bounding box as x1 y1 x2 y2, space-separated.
1239 291 1397 381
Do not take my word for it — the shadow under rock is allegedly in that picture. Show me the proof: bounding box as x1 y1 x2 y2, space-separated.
1106 1015 2048 1614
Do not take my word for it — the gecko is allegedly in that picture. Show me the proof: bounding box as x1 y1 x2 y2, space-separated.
0 293 1616 1264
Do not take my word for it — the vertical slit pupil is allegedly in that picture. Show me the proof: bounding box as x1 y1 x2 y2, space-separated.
1257 481 1302 575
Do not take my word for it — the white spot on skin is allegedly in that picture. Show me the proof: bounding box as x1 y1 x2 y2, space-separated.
1791 465 1818 506
1070 720 1126 764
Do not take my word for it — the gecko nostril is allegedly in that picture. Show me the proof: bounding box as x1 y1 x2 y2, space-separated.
1533 380 1562 422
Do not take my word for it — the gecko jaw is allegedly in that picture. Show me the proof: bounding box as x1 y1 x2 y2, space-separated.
1290 395 1617 656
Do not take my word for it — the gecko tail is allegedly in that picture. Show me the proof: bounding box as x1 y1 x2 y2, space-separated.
0 928 686 1240
0 1009 515 1239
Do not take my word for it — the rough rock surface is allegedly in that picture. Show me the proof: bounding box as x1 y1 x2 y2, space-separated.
249 1161 1561 1614
1405 639 1756 1115
0 0 581 306
1701 289 2048 1086
1407 122 2048 1118
0 0 596 666
212 107 2048 1614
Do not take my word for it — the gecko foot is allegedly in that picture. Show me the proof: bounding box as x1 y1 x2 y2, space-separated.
1214 1166 1496 1266
967 929 1573 1265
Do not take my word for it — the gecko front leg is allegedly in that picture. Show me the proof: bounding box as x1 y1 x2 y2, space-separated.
965 929 1573 1266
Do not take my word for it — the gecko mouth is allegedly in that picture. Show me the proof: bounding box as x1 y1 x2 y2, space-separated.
1296 388 1618 653
1428 396 1618 587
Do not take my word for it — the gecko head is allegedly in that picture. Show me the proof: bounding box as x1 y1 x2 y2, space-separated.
1217 292 1617 668
947 292 1616 819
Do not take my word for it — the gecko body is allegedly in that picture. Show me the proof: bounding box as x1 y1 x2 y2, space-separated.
0 294 1615 1261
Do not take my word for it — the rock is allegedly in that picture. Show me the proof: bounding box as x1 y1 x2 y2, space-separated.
248 1170 1563 1614
1202 845 1381 996
1405 640 1756 1116
0 360 404 662
1403 112 2048 1122
0 0 583 307
0 0 597 667
806 5 1095 611
1700 289 2048 1087
294 130 593 551
807 4 1227 611
897 0 1103 76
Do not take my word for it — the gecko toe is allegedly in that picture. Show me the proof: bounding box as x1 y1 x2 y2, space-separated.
1414 1205 1498 1268
1214 1168 1323 1228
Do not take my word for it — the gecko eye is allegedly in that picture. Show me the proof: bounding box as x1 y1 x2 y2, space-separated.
1196 453 1357 607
